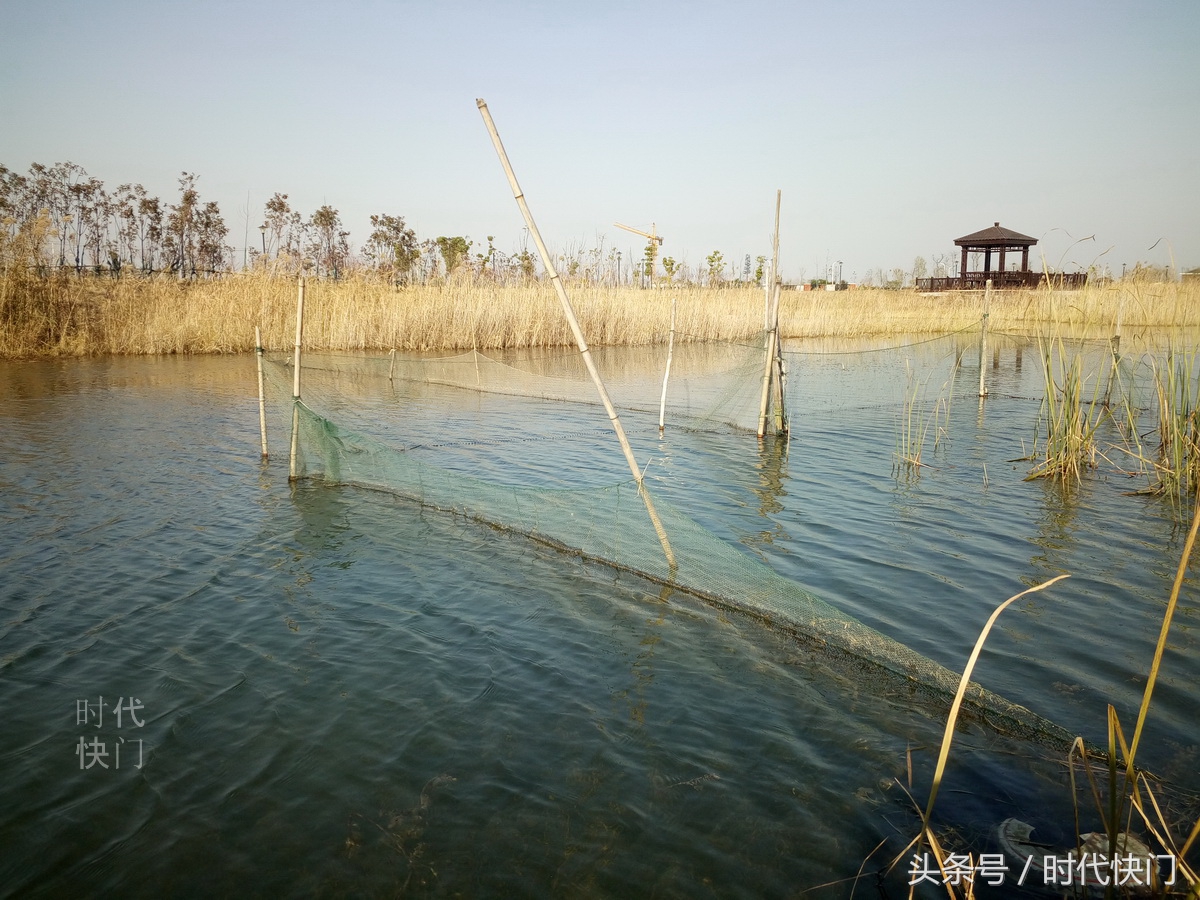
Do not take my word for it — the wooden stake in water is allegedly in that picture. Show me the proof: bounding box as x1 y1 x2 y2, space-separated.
659 296 676 436
255 325 268 460
1104 292 1124 405
977 279 991 398
476 98 676 572
772 290 787 434
288 277 306 481
758 191 785 438
388 348 396 381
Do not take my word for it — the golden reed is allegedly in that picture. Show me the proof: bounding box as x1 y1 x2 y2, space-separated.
1 269 1196 357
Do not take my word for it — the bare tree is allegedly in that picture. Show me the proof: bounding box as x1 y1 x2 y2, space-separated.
308 205 349 278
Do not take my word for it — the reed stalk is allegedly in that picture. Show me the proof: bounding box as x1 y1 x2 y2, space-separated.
1061 497 1200 897
890 576 1069 893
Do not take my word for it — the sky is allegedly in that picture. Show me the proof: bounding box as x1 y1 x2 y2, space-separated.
2 0 1197 283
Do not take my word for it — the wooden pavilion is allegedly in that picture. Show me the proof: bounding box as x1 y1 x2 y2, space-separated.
917 222 1087 291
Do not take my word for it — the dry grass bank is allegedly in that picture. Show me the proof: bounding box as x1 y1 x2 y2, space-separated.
782 280 1199 339
1 269 1196 357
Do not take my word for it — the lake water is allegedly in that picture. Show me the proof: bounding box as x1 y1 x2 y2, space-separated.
1 333 1196 898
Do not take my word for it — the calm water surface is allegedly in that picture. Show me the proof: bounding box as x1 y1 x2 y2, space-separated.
0 336 1196 898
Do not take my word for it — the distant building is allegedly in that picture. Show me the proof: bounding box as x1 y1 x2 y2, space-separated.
916 222 1088 291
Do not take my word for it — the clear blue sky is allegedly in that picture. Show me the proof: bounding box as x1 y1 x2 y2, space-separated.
3 0 1197 282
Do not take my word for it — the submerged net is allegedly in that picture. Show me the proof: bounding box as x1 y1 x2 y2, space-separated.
260 331 1075 747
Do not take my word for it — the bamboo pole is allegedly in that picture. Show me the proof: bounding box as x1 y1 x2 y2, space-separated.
255 325 268 460
476 98 676 572
288 276 306 481
757 191 783 438
757 329 778 438
762 259 771 331
659 295 676 436
772 288 787 433
977 279 991 398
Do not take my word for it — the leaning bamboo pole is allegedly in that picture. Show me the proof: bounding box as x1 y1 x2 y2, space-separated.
255 325 268 460
288 277 306 481
476 98 676 573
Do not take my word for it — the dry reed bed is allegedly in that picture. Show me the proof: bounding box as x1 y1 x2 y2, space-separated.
1 271 1197 357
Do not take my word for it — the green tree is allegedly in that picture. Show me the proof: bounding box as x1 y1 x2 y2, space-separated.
642 240 657 284
435 235 472 277
661 256 679 284
705 250 725 286
516 248 535 281
365 213 419 283
475 235 497 275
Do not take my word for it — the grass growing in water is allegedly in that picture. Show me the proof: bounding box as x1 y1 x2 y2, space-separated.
894 356 957 477
1027 336 1110 482
1150 348 1200 504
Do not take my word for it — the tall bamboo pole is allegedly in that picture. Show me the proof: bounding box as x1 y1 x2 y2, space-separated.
255 326 268 459
659 296 676 436
288 277 306 481
771 284 787 433
476 99 676 572
758 191 783 438
977 279 991 398
762 259 771 331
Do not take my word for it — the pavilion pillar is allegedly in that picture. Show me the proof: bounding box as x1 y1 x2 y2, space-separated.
983 248 991 274
1021 247 1029 271
999 247 1007 279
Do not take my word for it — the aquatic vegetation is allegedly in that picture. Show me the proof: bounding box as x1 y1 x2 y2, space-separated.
1149 347 1200 504
894 357 955 476
1026 336 1110 482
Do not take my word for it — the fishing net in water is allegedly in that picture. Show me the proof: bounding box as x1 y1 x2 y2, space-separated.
259 334 1073 747
273 336 773 435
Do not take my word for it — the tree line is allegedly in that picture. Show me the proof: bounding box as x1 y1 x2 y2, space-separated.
1 161 792 287
0 161 494 283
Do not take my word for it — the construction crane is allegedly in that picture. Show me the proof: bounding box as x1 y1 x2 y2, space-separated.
614 222 663 286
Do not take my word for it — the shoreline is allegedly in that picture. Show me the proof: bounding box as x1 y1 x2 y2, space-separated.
0 273 1195 358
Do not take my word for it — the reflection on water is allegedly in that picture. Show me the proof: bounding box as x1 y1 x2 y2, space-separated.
0 340 1196 897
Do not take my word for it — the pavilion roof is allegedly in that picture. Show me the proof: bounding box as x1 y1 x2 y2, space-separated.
954 222 1038 248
